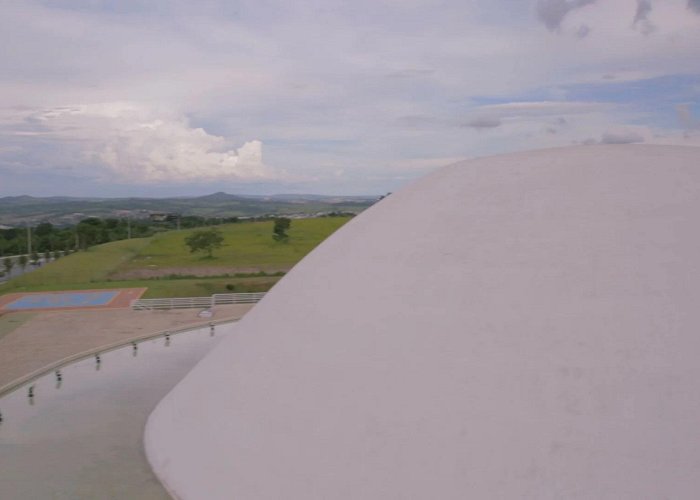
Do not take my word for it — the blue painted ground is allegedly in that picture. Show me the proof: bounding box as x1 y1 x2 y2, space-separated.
6 291 118 310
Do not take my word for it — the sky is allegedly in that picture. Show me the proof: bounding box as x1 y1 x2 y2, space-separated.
0 0 699 197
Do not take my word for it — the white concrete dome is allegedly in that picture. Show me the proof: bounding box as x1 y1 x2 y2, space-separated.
146 144 700 499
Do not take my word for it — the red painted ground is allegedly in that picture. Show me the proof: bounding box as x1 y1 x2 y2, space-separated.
0 288 147 312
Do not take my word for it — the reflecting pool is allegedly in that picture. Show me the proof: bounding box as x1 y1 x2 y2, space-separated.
0 324 228 499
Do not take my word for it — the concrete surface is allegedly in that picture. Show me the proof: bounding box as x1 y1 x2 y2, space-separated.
146 145 700 499
0 304 253 388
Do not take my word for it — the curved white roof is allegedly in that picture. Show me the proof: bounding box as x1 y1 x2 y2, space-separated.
146 144 700 499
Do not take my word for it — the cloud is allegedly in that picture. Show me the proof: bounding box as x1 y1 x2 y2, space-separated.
459 101 612 142
385 156 467 171
575 24 591 38
689 0 700 13
3 103 278 184
464 116 502 129
385 69 434 79
676 104 699 129
476 101 609 117
601 130 645 144
97 125 269 183
395 115 442 129
634 0 653 23
2 1 700 196
536 0 597 31
543 116 570 135
633 0 655 35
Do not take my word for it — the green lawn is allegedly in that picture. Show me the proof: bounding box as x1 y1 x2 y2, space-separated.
0 217 351 298
3 238 150 289
0 276 280 298
116 217 351 272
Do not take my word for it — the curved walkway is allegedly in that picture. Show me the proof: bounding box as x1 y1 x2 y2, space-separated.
0 304 253 389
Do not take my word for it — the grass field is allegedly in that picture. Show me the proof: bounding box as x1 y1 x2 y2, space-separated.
0 217 351 298
0 276 279 298
3 238 150 288
116 216 350 272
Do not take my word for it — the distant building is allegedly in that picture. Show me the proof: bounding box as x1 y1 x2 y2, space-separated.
148 212 173 222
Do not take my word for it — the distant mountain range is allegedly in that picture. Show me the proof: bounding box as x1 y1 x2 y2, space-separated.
0 192 379 226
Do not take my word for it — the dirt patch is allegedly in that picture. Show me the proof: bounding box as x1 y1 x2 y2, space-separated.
110 266 291 280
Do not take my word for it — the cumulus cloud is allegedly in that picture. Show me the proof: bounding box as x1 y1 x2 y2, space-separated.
633 0 655 35
601 130 645 144
2 1 700 196
536 0 597 31
98 125 267 183
7 103 277 183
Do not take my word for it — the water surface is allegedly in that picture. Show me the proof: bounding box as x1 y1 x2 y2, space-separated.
0 325 226 499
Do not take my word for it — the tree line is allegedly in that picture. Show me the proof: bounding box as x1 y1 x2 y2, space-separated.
0 215 241 256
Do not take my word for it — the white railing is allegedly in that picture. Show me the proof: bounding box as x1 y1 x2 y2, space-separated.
211 293 266 305
131 292 266 310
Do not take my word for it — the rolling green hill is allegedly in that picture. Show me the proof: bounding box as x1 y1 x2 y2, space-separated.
0 217 352 298
116 216 349 273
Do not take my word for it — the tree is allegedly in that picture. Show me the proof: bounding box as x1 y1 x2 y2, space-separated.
272 217 291 242
76 218 107 249
184 228 225 258
34 222 54 237
34 222 54 252
18 255 28 270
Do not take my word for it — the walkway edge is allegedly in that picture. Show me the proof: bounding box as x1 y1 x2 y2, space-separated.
0 316 239 398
